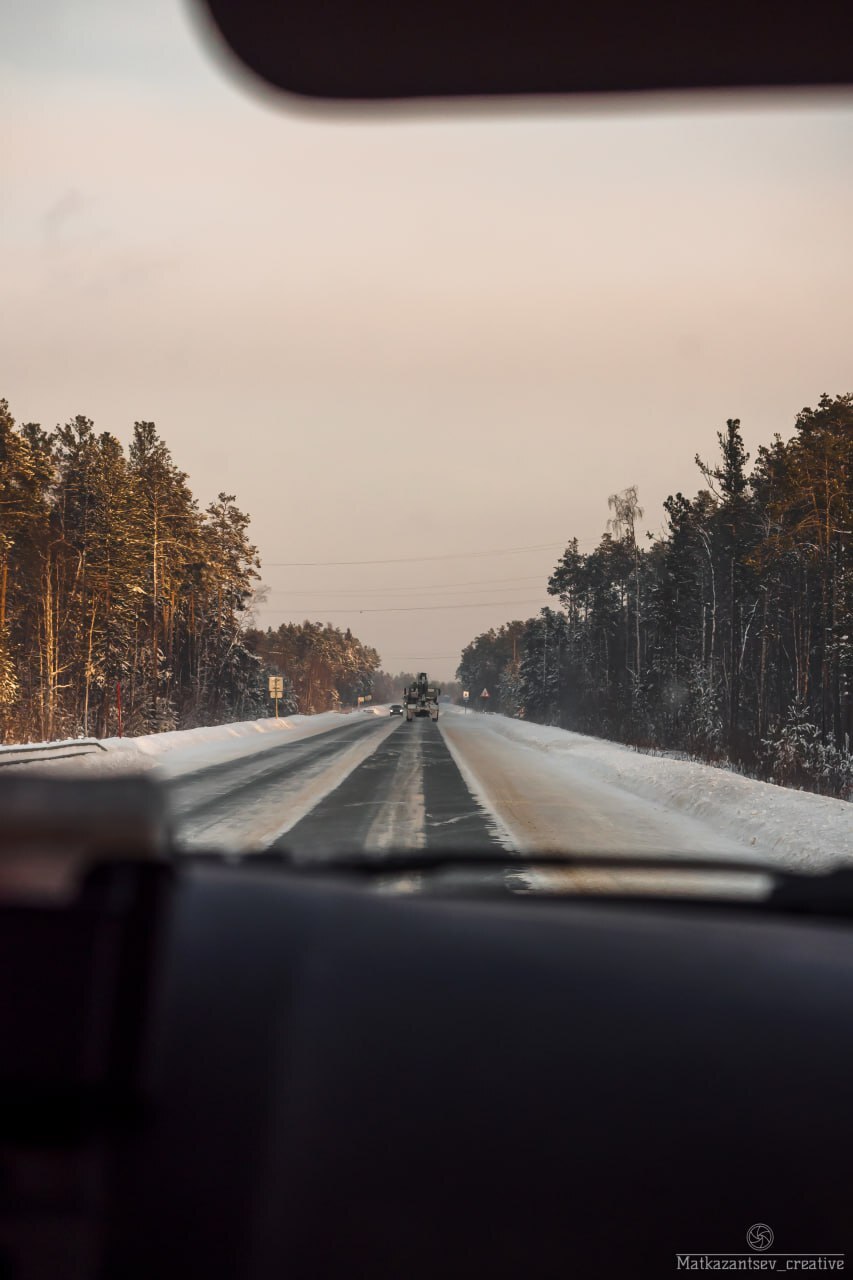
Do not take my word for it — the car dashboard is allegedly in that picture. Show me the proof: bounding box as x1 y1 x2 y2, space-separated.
2 779 852 1278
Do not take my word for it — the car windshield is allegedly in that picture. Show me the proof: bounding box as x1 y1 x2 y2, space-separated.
1 0 851 885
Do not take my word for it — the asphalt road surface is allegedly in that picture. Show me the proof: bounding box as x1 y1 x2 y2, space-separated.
167 713 504 859
273 717 503 859
165 708 774 893
167 714 393 851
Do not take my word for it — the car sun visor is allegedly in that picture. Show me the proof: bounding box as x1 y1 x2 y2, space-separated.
193 0 853 101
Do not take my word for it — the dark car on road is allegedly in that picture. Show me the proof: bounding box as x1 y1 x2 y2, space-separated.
389 704 404 716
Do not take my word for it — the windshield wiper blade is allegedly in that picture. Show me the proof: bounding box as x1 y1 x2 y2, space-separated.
276 850 777 877
286 851 853 915
192 849 853 918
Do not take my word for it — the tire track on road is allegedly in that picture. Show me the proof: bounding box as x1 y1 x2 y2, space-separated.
168 716 395 850
274 719 504 865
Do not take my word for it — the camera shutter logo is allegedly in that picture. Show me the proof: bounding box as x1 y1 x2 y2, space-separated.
746 1224 774 1252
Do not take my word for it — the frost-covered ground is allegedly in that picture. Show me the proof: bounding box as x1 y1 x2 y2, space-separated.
0 708 388 780
441 707 852 870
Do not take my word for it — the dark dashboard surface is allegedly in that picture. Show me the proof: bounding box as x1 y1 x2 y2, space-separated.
108 865 853 1278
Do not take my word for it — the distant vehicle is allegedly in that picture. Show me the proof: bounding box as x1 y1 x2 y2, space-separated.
403 673 441 722
389 704 404 716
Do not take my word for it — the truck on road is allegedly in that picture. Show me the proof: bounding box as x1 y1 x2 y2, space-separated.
403 673 441 722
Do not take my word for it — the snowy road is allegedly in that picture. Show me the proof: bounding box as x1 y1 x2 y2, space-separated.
440 709 852 870
16 707 851 869
168 706 852 871
272 717 504 859
442 713 749 858
167 713 398 851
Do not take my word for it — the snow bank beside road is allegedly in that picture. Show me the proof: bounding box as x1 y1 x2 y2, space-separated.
4 710 389 780
441 708 851 868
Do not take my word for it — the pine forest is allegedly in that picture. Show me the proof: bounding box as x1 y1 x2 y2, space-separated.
3 393 851 800
0 401 379 740
458 395 852 799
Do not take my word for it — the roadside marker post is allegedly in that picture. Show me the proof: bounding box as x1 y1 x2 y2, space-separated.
268 675 284 720
463 690 469 714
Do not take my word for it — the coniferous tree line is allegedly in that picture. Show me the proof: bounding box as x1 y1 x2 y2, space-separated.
0 400 267 740
0 400 377 741
458 394 853 799
0 399 267 742
369 671 462 703
244 623 381 714
370 670 419 704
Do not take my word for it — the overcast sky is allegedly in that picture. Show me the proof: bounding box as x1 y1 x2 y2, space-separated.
3 0 852 681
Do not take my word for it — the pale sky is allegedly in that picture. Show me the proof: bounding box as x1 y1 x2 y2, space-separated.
3 0 852 680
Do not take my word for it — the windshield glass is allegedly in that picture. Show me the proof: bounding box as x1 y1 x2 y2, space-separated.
1 0 851 882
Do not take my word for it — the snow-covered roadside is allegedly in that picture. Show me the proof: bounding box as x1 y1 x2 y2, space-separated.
2 709 390 781
440 708 852 869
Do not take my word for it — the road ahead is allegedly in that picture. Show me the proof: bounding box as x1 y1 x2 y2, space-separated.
167 713 504 857
9 706 845 872
275 718 503 859
161 706 849 871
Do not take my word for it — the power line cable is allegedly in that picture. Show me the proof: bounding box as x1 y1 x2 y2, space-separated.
261 597 550 615
263 573 545 597
262 589 547 606
381 654 458 660
264 541 564 568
